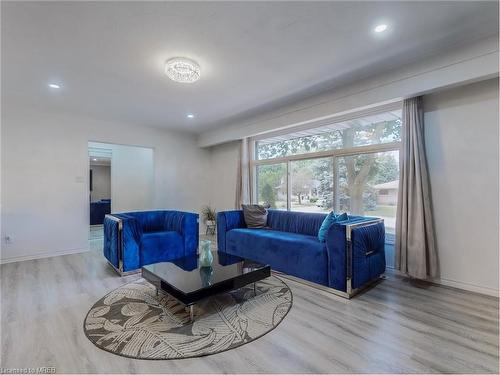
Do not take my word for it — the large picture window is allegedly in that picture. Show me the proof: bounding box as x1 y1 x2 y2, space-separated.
253 107 402 264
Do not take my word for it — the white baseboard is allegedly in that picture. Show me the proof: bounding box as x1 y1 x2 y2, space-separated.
388 267 499 297
430 277 499 298
0 247 90 265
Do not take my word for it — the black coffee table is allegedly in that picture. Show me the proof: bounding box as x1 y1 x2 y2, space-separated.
141 251 271 321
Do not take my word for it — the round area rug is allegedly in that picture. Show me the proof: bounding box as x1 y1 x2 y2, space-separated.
84 276 292 359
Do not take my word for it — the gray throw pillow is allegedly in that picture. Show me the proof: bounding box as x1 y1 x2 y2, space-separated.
241 204 268 228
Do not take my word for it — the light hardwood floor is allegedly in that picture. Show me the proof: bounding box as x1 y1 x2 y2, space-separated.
1 235 498 374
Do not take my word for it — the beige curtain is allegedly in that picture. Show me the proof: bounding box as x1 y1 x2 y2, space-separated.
396 97 439 279
235 138 252 208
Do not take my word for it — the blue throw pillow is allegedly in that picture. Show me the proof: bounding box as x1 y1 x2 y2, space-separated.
318 212 348 242
336 212 348 223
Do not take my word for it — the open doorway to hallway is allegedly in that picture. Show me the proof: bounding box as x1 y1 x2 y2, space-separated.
87 141 155 248
88 145 112 247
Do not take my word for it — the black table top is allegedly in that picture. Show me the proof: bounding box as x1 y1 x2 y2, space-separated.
141 251 271 305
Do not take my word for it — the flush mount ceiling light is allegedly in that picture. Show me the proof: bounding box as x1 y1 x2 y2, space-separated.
164 57 201 83
374 24 388 33
48 83 61 89
186 114 194 119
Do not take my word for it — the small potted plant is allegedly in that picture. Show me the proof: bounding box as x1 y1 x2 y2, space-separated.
202 206 217 235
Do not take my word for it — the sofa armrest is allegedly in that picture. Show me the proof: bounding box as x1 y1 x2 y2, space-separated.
325 218 385 295
216 210 246 252
350 221 385 290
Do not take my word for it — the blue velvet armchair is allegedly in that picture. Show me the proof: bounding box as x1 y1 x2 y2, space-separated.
217 209 385 298
103 210 199 274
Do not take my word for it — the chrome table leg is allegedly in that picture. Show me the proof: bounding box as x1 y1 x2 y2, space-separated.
189 305 194 322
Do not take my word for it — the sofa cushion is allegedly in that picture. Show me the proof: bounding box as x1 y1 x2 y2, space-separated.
140 231 184 266
242 204 268 228
318 212 348 242
226 228 328 285
266 210 327 236
318 211 336 243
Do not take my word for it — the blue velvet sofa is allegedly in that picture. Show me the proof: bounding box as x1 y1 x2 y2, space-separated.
217 210 385 298
103 210 199 274
90 199 111 225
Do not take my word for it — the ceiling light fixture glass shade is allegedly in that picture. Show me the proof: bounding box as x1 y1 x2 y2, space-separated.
164 57 201 83
374 24 388 33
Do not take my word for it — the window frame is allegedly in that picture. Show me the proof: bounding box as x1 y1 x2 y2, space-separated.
251 103 402 211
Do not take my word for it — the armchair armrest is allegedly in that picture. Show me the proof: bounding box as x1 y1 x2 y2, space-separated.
325 218 385 296
180 212 199 257
217 210 246 252
103 214 142 273
163 211 199 257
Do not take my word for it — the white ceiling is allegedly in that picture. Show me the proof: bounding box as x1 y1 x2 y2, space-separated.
2 1 498 134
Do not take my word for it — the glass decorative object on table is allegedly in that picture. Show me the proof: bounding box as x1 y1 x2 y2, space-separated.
199 239 213 267
199 266 214 287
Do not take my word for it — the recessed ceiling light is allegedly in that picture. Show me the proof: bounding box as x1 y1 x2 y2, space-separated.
187 114 195 119
165 57 201 83
48 83 61 89
92 158 97 161
374 24 388 33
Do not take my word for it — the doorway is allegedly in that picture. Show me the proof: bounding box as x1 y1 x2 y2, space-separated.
87 141 155 247
89 146 112 244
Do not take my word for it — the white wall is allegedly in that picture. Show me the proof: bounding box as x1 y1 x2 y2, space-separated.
90 164 111 202
1 107 211 263
424 78 499 296
209 141 239 211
